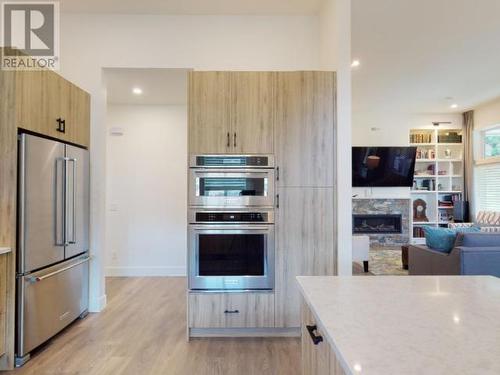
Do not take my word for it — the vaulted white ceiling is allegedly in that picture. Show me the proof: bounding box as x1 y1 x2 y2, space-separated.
59 0 323 15
352 0 500 114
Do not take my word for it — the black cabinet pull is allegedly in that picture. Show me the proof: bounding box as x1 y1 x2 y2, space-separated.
276 166 280 181
227 132 230 148
306 325 323 345
56 118 66 133
233 132 237 148
276 193 280 209
224 309 239 314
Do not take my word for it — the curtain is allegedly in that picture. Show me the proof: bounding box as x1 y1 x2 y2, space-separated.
463 110 474 220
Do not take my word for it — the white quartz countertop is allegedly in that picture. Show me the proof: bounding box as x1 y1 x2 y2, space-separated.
0 247 11 255
297 276 500 375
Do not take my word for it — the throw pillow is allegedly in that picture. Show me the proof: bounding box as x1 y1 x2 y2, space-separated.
423 227 457 253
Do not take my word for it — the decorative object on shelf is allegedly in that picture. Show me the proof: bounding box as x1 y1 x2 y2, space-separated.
426 165 435 175
438 131 462 143
413 199 429 222
429 149 435 159
444 149 452 158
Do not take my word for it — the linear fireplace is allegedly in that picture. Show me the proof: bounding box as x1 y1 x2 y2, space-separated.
353 214 402 234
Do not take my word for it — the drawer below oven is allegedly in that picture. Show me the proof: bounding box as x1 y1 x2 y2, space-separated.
188 292 275 328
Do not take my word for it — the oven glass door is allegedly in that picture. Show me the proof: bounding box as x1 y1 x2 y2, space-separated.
189 225 274 290
189 169 275 207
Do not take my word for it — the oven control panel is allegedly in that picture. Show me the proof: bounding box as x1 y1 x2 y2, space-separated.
189 210 274 224
196 212 266 222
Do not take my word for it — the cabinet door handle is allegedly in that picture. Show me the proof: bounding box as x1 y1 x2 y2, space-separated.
56 118 66 133
224 309 239 314
227 132 230 148
276 193 280 209
233 132 237 148
276 166 280 181
306 325 323 345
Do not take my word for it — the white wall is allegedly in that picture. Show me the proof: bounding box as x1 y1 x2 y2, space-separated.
474 97 500 130
105 104 187 276
57 14 322 311
352 112 463 199
318 0 352 276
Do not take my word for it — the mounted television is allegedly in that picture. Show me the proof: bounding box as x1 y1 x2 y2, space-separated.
352 147 417 187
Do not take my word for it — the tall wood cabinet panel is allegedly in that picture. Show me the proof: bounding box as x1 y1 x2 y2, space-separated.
188 71 232 154
232 72 274 154
275 187 335 328
275 71 335 187
0 255 7 358
0 67 17 370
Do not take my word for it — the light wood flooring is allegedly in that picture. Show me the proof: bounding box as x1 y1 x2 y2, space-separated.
7 277 300 375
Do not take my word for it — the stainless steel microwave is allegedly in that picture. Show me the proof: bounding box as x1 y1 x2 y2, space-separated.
189 155 275 208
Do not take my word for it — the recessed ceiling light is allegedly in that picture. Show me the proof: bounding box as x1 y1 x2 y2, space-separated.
132 87 143 95
351 60 361 68
450 104 458 109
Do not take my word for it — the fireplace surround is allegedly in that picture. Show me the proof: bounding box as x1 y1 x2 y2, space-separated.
352 199 410 245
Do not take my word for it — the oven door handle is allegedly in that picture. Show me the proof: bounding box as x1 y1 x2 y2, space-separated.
190 225 273 231
192 170 271 176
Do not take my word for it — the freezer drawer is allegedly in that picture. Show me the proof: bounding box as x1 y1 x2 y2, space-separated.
17 255 89 357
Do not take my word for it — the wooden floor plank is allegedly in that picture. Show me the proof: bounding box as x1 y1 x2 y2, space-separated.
7 277 300 375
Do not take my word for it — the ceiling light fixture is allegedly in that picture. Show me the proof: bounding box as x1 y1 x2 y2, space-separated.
351 60 361 68
132 87 143 95
450 104 458 109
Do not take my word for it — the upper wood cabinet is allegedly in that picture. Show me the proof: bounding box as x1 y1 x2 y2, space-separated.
189 71 232 154
188 71 274 155
275 71 335 187
275 187 335 328
232 72 274 154
14 70 90 148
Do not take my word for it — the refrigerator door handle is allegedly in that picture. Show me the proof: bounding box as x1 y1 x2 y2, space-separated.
32 256 90 283
55 158 66 246
69 158 77 245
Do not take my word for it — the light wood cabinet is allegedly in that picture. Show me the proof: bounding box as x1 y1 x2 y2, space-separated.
275 71 335 187
275 187 335 328
14 69 90 147
232 72 274 154
0 255 6 358
189 292 274 328
188 71 274 155
189 71 232 154
301 301 346 375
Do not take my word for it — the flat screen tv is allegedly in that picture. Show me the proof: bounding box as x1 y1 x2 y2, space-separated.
352 147 417 187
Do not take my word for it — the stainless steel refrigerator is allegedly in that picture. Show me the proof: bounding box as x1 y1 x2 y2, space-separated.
16 133 90 366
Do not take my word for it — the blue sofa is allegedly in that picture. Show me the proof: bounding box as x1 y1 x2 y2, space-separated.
409 232 500 277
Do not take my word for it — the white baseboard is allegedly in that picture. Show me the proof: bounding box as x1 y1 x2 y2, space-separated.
89 294 107 313
105 266 187 277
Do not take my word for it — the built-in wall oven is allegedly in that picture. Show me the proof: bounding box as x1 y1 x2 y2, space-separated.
188 209 275 290
189 155 275 208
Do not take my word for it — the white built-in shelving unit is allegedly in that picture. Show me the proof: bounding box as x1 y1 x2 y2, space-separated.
410 128 464 244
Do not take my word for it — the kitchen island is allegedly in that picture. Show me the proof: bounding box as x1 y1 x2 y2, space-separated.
297 276 500 375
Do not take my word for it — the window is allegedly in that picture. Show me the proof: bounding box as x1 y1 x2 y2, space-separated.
483 126 500 158
476 163 500 211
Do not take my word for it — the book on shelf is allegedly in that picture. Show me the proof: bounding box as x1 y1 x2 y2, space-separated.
410 133 433 143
